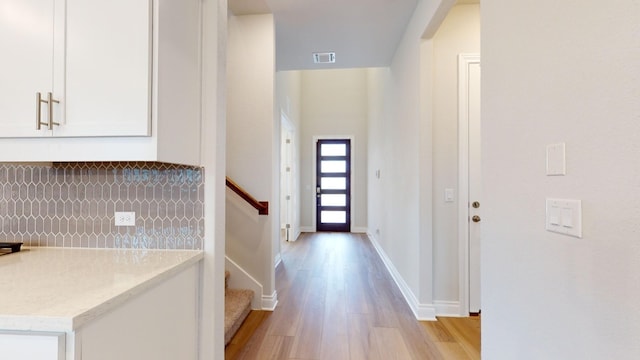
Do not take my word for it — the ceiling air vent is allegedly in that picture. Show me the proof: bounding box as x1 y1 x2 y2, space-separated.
313 52 336 64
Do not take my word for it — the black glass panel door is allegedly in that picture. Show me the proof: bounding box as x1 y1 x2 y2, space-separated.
316 139 351 232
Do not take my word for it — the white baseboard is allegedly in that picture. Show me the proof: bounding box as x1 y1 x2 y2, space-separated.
299 227 367 234
366 234 437 321
434 301 463 317
225 256 264 310
262 291 278 311
274 253 282 269
351 226 368 233
284 230 302 242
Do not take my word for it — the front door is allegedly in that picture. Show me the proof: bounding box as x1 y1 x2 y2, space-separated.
316 139 351 232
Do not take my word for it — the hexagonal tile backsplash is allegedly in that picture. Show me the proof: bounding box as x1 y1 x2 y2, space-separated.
0 162 203 249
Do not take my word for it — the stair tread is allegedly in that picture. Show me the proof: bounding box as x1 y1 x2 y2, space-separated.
224 288 254 345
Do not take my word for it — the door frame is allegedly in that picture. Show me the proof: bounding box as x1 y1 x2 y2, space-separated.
457 53 481 316
311 135 355 232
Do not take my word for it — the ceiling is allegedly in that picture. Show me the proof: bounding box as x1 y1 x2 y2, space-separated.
228 0 419 71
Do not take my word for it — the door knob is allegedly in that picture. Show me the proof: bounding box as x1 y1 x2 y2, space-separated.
472 215 481 223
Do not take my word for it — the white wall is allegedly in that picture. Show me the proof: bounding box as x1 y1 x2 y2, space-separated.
226 14 277 299
300 69 369 232
431 4 480 303
366 67 387 247
367 0 456 318
482 0 640 358
276 72 302 130
366 0 481 318
200 0 227 357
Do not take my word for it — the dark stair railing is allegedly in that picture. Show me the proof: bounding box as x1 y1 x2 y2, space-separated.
225 176 269 215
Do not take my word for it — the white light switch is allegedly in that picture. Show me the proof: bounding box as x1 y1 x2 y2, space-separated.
445 188 454 202
546 199 581 238
561 208 573 227
546 143 566 176
549 206 560 225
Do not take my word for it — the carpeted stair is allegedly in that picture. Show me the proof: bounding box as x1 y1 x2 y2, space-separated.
224 270 254 346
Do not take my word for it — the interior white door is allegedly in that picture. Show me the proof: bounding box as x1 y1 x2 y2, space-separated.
468 60 482 314
280 116 294 241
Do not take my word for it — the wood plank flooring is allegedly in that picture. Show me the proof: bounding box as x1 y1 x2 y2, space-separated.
225 232 481 359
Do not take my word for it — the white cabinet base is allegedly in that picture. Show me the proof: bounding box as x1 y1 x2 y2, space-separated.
0 263 200 360
74 264 199 360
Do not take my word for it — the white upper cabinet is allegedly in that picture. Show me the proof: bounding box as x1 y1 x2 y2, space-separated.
0 0 202 165
61 0 152 137
0 0 152 137
0 0 62 137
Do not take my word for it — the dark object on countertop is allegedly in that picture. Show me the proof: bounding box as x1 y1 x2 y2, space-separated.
0 242 23 253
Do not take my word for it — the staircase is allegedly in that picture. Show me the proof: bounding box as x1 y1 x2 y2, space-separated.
225 270 254 345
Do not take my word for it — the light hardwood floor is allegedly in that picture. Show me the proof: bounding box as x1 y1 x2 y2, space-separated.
226 232 480 359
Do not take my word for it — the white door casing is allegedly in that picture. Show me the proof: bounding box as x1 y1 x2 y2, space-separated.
458 53 481 315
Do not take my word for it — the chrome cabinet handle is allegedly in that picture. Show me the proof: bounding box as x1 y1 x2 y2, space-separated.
36 92 46 130
36 92 60 130
46 92 60 130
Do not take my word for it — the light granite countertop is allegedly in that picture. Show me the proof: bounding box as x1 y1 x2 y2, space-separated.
0 247 203 332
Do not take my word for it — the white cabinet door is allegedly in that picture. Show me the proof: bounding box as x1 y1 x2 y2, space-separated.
0 331 65 360
0 0 63 137
59 0 152 137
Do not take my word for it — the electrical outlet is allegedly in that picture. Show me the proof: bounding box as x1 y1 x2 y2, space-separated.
115 211 136 226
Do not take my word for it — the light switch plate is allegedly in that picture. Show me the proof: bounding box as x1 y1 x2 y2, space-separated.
545 198 581 238
546 143 566 176
445 188 454 202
